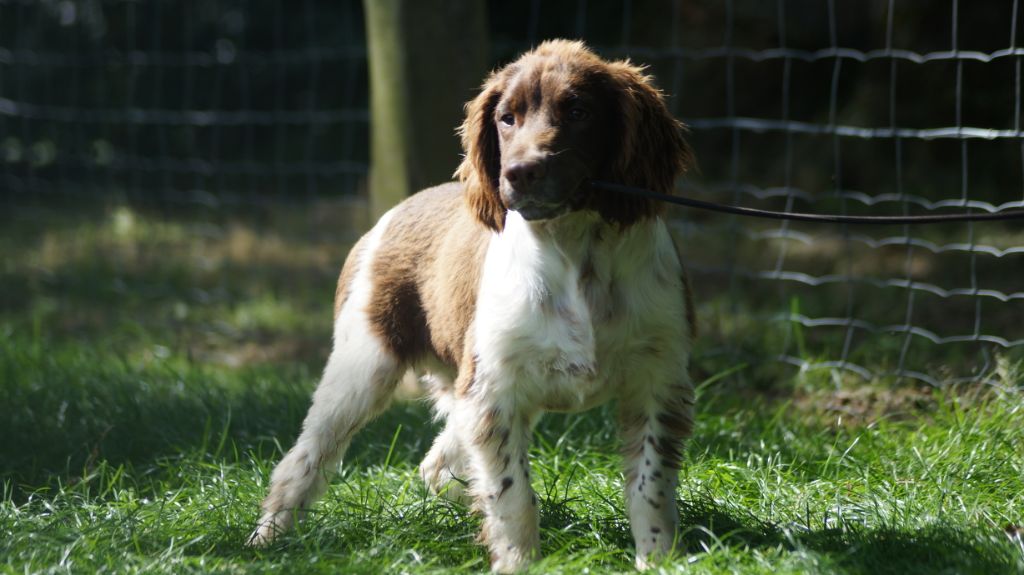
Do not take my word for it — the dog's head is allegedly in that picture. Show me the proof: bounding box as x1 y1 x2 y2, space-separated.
456 39 693 231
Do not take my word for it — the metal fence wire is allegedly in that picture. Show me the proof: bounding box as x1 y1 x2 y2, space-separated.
3 0 1023 386
0 0 370 207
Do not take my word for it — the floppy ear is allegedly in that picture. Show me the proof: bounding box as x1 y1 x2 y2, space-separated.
455 71 506 232
599 61 694 226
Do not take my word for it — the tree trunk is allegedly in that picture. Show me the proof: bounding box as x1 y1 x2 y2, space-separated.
363 0 489 219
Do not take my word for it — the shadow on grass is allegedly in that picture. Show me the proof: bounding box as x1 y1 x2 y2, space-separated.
676 496 1016 574
0 329 439 497
535 491 1017 574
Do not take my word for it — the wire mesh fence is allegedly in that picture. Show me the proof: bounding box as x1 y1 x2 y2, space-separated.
3 0 1022 386
0 0 369 208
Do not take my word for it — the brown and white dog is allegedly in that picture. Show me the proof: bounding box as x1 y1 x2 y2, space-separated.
249 40 696 572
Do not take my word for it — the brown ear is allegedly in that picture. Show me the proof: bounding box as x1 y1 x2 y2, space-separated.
455 71 506 232
599 61 694 227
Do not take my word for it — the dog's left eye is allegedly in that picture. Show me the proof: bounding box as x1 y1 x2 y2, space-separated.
567 107 590 121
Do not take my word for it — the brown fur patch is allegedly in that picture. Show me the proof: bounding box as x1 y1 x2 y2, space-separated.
596 59 694 227
355 183 489 366
473 406 502 446
455 352 478 397
455 72 506 231
654 399 695 470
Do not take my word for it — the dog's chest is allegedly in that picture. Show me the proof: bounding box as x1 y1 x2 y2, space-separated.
472 215 686 410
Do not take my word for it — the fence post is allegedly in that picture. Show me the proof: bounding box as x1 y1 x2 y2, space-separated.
363 0 489 220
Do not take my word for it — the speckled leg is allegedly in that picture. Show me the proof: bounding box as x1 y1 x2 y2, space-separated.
453 396 540 573
619 376 695 569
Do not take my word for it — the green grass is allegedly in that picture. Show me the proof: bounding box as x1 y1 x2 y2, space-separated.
2 203 1023 574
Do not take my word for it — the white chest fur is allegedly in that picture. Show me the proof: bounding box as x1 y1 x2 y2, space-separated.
472 211 689 412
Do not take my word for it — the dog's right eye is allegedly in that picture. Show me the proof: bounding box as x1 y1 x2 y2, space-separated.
499 113 515 126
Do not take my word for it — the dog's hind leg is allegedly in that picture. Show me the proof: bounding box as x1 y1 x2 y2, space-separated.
247 318 401 546
248 214 403 546
419 418 472 505
416 376 473 505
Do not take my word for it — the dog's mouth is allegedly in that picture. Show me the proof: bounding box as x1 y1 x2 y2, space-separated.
512 200 570 221
507 179 589 222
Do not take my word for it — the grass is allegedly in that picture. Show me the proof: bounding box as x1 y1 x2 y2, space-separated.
2 201 1023 574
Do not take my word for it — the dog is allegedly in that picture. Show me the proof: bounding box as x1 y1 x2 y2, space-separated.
248 39 696 572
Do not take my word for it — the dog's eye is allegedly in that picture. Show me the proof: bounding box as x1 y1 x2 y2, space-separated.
567 107 590 122
499 113 515 126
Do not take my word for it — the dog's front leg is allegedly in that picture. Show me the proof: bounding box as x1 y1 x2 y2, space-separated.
619 376 695 570
453 394 540 573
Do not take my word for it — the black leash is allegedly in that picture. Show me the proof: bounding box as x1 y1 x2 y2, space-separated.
590 180 1024 224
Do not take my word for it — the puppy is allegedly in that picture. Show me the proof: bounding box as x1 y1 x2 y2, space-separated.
249 39 696 572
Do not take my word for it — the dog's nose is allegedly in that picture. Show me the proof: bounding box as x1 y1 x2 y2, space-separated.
503 160 546 187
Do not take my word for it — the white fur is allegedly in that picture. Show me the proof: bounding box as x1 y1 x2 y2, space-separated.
473 211 689 410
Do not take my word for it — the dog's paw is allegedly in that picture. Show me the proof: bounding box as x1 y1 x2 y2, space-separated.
420 456 473 506
246 511 293 547
489 546 538 573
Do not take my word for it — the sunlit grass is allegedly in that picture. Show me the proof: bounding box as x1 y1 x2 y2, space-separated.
2 202 1022 573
